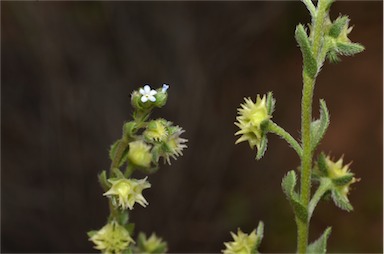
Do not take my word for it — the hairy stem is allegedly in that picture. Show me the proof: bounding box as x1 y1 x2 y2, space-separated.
267 121 303 158
308 178 332 219
298 73 315 253
297 1 328 252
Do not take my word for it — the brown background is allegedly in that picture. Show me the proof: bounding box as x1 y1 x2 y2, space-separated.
1 1 382 253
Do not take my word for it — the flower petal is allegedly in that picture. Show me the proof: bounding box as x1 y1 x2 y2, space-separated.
144 85 151 93
149 95 156 102
149 90 157 96
141 96 148 102
139 88 145 95
162 84 169 93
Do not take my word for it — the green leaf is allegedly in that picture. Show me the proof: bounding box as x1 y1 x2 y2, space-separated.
118 211 129 225
292 196 308 222
266 92 276 116
109 139 121 160
336 42 365 56
307 227 332 254
282 171 308 222
331 189 353 211
87 230 97 238
123 121 137 140
125 223 135 235
326 49 341 63
329 16 349 38
282 170 297 199
317 153 328 176
255 221 264 248
311 100 330 151
295 24 318 78
98 170 111 191
332 174 354 186
256 135 268 160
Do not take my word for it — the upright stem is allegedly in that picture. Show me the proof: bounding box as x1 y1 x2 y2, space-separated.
297 73 315 254
297 0 329 251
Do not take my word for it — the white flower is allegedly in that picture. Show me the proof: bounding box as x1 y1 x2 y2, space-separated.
162 84 169 93
140 85 157 103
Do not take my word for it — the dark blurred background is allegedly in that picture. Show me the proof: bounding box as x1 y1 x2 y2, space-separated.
1 1 382 253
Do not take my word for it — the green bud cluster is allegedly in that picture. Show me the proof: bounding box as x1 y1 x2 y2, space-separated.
88 84 187 254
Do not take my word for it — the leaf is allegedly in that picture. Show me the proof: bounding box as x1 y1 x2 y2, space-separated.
98 170 111 191
307 227 332 254
331 189 353 211
255 221 264 248
295 24 318 79
256 135 268 160
266 92 276 115
336 42 365 56
329 15 349 38
282 170 297 199
125 223 135 235
292 196 308 222
109 139 121 160
87 230 97 238
118 211 129 225
311 100 330 151
317 152 329 176
332 174 354 186
282 171 308 222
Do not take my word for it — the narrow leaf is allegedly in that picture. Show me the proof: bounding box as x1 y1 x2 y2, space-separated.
109 140 121 160
292 196 308 222
311 100 330 151
295 24 318 78
332 174 354 186
331 190 353 211
317 152 328 176
307 227 332 254
329 16 349 38
282 170 297 199
336 42 365 56
256 135 268 160
255 221 264 247
98 170 111 191
266 92 276 115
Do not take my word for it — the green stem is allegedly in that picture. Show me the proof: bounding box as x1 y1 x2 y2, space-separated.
311 0 328 60
298 72 315 254
308 178 332 219
267 121 303 158
297 1 328 252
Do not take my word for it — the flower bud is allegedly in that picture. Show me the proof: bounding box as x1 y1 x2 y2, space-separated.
235 94 271 151
153 88 168 108
315 153 359 211
103 177 151 210
222 229 260 254
88 221 134 253
136 232 168 254
160 124 188 165
128 140 152 168
144 119 168 142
